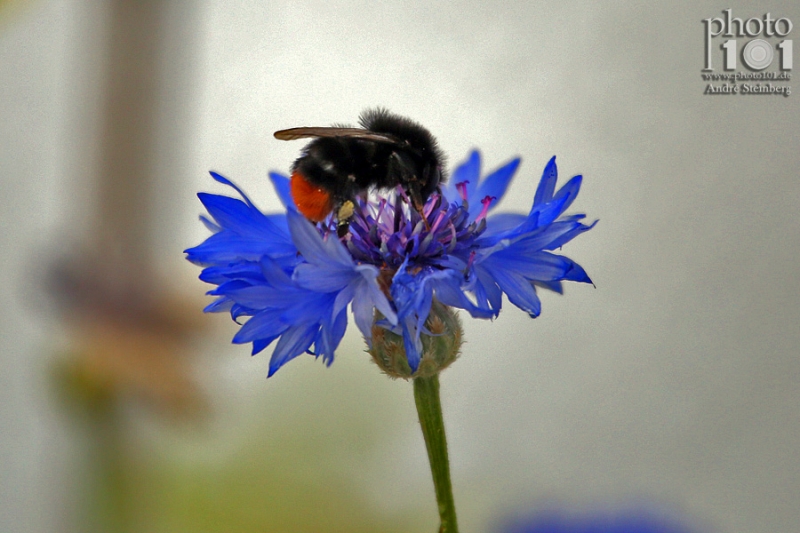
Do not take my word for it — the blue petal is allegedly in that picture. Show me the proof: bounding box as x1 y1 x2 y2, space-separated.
294 262 358 292
200 215 220 233
259 256 293 285
198 193 284 239
556 255 592 284
533 156 558 206
528 191 572 230
474 202 573 249
429 270 494 319
443 150 481 203
203 296 233 313
199 262 263 284
287 210 353 267
351 290 376 344
484 251 569 282
473 265 503 315
481 213 528 239
358 265 396 324
546 219 597 250
318 308 348 365
265 212 291 234
209 171 257 208
391 265 437 372
185 231 297 265
534 280 564 294
496 191 573 239
231 304 257 322
233 308 288 344
350 267 397 344
224 285 303 310
550 174 582 216
208 278 254 296
252 334 280 356
470 157 521 219
402 318 422 372
333 283 356 320
268 323 319 377
268 172 295 209
491 268 542 318
511 221 587 252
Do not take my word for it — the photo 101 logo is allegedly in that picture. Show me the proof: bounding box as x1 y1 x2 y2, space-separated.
703 9 792 97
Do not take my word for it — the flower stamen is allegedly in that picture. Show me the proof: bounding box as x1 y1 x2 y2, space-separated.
456 181 469 204
475 195 495 223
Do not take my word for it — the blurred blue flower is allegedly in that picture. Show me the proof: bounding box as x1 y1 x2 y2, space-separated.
185 151 595 376
500 509 699 533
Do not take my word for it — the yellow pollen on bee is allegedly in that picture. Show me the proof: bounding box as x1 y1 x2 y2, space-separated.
337 200 355 222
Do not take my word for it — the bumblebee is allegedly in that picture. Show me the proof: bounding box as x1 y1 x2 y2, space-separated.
274 108 445 235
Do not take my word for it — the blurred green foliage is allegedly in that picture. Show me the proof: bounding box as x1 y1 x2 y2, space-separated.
58 336 434 533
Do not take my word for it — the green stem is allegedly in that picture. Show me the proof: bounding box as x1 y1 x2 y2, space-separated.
414 374 459 533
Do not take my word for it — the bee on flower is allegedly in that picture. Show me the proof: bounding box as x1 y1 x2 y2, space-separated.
185 135 595 378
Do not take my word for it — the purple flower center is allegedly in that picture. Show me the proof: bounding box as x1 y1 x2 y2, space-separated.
343 185 486 275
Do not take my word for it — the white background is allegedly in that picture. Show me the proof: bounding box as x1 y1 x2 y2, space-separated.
2 1 799 532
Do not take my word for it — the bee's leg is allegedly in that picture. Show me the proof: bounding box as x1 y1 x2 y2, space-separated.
336 200 355 238
408 185 431 231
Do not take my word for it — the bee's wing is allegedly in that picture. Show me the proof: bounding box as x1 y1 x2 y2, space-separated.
274 127 399 144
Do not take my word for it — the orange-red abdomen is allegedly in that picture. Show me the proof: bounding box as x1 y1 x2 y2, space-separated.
290 171 334 222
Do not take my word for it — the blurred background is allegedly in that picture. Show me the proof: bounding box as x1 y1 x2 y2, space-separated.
1 1 798 532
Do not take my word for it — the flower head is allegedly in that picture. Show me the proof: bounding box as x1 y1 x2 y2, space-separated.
185 151 595 376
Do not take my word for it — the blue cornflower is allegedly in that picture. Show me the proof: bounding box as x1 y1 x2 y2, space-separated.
185 151 595 376
500 508 699 533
